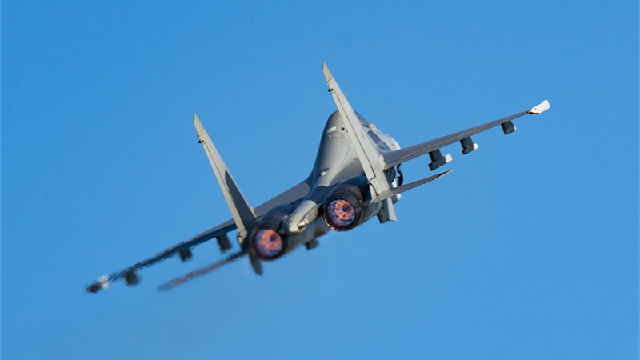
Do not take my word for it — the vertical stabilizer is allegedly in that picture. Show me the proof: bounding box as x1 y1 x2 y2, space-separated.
322 63 397 222
194 114 257 241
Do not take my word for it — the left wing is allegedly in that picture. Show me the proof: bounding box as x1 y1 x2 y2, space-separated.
86 173 311 293
382 100 550 170
86 221 237 293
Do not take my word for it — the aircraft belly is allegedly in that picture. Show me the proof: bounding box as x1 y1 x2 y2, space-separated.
284 216 331 256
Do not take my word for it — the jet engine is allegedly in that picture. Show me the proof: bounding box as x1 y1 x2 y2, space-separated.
251 209 288 261
323 185 364 231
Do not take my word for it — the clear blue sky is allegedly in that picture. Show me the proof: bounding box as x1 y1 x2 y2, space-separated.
2 1 638 359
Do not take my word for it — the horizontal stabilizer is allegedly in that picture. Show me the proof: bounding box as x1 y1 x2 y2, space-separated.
373 170 453 203
158 249 248 291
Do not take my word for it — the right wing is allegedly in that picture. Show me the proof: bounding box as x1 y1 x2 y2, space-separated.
381 100 550 170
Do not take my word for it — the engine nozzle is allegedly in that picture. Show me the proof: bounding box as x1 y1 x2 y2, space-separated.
252 229 285 260
324 199 357 230
323 185 364 231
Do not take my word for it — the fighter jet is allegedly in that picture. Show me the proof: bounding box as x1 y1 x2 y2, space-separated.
86 63 550 293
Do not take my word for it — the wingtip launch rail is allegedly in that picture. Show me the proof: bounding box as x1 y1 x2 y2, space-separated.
529 100 550 114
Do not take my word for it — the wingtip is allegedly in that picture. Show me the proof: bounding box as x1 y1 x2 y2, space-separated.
529 100 550 114
86 275 110 293
322 62 333 82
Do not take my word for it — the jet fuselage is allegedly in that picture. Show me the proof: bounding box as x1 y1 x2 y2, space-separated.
254 110 400 261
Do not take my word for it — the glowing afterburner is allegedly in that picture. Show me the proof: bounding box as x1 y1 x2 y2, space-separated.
325 199 356 230
252 229 284 259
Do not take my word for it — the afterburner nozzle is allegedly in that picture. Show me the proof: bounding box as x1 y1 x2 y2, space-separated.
324 199 356 230
252 229 284 260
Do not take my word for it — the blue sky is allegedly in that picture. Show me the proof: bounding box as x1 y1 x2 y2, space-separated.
2 1 638 359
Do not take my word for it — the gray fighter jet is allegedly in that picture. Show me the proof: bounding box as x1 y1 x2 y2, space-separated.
86 63 550 293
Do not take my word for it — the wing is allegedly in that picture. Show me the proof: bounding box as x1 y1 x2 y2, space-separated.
381 100 550 170
85 177 311 293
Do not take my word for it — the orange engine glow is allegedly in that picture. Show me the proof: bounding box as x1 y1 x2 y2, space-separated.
252 229 284 259
325 199 356 230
